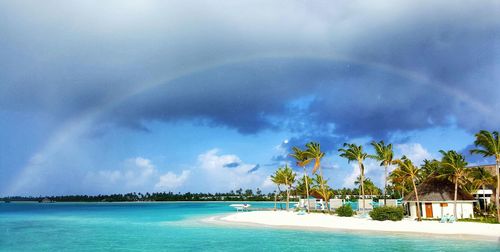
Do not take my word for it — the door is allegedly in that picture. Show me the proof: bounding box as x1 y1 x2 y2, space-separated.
425 203 433 218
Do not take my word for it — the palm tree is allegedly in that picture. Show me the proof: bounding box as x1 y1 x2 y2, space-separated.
296 175 313 198
420 159 441 181
369 140 393 205
470 130 500 222
339 143 368 214
438 150 469 219
470 166 495 214
393 156 422 221
389 168 409 198
271 169 283 210
312 174 332 210
355 176 382 196
270 165 296 210
304 142 328 209
290 146 312 212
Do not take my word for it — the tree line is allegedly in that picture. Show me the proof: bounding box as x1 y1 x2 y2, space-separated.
1 189 272 202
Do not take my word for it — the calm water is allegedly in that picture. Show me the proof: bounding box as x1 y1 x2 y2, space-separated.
0 202 498 251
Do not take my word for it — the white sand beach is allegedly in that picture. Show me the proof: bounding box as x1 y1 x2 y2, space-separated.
215 211 500 240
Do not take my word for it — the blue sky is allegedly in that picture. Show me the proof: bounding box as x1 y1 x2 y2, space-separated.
1 1 499 196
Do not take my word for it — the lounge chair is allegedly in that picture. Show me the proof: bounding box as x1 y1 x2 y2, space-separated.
297 209 306 215
448 215 456 223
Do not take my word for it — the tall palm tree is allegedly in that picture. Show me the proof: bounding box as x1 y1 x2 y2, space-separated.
438 150 469 219
290 146 312 212
369 140 393 205
304 142 327 209
270 165 296 210
393 156 422 221
339 143 368 214
470 130 500 222
470 166 495 214
270 169 282 210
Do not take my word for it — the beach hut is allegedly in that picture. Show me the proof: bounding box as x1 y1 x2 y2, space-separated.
404 177 475 219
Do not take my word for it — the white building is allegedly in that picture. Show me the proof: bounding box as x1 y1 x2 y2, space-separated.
404 178 476 219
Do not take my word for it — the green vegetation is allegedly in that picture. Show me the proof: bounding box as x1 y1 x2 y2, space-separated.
458 217 499 224
304 142 328 209
392 156 422 221
470 167 495 214
470 130 500 223
369 140 394 206
338 143 368 214
270 165 296 210
438 150 469 219
336 205 354 217
312 174 332 211
369 206 404 221
290 146 312 213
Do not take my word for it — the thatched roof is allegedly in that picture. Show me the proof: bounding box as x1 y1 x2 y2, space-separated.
404 177 474 202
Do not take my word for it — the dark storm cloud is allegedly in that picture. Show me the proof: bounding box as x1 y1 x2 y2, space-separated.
1 1 499 139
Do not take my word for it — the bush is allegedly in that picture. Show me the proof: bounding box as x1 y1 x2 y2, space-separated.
336 205 354 217
369 206 404 221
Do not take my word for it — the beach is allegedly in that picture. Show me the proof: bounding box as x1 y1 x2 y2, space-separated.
215 211 500 241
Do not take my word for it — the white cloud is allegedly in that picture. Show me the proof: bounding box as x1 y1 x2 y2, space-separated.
395 143 433 166
342 159 382 188
85 157 190 193
155 170 190 190
195 149 273 192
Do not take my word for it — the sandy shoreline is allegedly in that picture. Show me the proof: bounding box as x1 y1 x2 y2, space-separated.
204 211 500 241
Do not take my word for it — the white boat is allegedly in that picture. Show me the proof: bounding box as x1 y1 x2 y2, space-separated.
229 203 251 211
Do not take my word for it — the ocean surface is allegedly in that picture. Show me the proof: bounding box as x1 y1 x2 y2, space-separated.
0 202 498 251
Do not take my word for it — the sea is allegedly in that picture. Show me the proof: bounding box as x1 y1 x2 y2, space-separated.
0 202 498 251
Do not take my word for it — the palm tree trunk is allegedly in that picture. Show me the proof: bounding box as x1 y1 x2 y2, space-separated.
319 166 329 212
496 157 500 223
454 179 458 218
286 188 290 210
482 185 487 214
384 163 388 206
359 162 366 214
285 178 289 211
303 166 310 213
274 190 277 210
412 178 421 221
401 181 405 199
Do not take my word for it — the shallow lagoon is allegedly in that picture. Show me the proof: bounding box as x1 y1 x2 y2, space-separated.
0 202 498 251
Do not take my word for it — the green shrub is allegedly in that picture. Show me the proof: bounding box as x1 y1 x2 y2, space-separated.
458 217 499 224
369 206 404 221
336 205 354 217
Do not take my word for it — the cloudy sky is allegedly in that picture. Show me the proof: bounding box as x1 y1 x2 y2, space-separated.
1 0 499 196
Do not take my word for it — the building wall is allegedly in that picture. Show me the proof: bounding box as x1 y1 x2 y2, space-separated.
408 201 475 219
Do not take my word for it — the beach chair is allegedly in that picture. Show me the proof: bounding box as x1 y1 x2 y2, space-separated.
448 216 456 223
440 215 448 223
297 209 306 215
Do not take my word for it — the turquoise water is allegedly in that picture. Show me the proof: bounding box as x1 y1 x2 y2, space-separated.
0 202 498 251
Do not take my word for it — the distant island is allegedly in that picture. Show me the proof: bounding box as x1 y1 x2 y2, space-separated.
0 188 275 202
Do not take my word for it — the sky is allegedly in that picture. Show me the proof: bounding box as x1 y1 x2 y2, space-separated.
1 0 499 196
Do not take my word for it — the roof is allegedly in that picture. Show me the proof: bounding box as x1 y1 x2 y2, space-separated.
404 177 475 202
467 164 496 175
